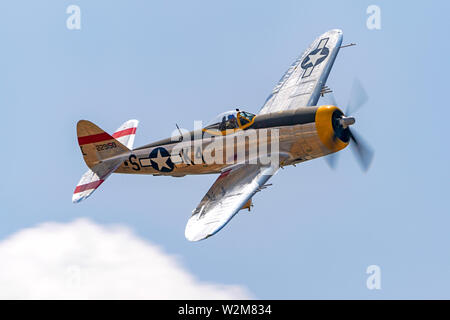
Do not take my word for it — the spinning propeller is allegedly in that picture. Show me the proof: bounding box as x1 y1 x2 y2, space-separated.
325 79 374 172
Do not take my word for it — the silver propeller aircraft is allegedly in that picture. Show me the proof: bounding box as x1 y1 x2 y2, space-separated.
73 29 373 241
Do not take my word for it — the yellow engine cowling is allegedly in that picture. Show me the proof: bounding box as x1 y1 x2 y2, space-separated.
315 105 350 153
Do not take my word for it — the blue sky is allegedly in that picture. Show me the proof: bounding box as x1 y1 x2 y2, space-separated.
1 0 449 299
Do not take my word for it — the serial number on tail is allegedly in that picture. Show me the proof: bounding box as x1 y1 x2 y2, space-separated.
95 142 117 151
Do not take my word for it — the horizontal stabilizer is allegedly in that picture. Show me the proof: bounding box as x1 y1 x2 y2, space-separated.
112 119 139 149
72 159 122 203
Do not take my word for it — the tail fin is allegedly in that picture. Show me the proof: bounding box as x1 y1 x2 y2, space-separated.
77 120 130 168
73 119 139 203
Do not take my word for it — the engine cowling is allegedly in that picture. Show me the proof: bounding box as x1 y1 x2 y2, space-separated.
315 105 351 153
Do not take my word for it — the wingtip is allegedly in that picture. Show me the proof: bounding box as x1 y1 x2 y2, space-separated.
322 29 343 38
185 230 207 242
330 28 343 34
185 219 211 242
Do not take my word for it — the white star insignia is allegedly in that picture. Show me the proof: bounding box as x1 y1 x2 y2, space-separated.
151 149 171 171
307 50 326 67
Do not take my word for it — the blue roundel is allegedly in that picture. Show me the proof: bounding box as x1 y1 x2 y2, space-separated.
148 147 174 172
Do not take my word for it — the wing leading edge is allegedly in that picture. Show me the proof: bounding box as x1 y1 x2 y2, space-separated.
185 165 277 241
259 29 343 114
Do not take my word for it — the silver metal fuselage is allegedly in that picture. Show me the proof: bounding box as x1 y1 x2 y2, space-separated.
115 106 348 176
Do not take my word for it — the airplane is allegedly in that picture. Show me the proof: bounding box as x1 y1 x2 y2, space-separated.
73 29 373 241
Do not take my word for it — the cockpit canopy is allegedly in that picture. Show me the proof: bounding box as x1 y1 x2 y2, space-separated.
203 110 256 134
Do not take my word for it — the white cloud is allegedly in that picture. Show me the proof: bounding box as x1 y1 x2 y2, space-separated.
0 219 251 299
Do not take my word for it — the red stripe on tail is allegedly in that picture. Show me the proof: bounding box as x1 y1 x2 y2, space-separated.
112 127 136 139
78 132 113 145
74 180 104 194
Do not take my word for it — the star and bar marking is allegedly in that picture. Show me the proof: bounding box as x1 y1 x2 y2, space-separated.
300 38 330 78
139 147 174 172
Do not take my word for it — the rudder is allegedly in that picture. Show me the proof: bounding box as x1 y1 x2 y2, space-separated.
77 120 130 169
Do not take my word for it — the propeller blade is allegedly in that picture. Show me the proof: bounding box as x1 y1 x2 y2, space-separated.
346 78 368 115
324 153 339 170
349 129 374 172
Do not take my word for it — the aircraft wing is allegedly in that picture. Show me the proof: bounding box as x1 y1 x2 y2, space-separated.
185 165 277 241
259 29 343 114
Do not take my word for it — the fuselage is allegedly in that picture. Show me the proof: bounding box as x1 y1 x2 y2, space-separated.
114 105 349 176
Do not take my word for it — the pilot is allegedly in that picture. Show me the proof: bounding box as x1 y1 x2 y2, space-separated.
219 116 227 131
227 114 238 129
